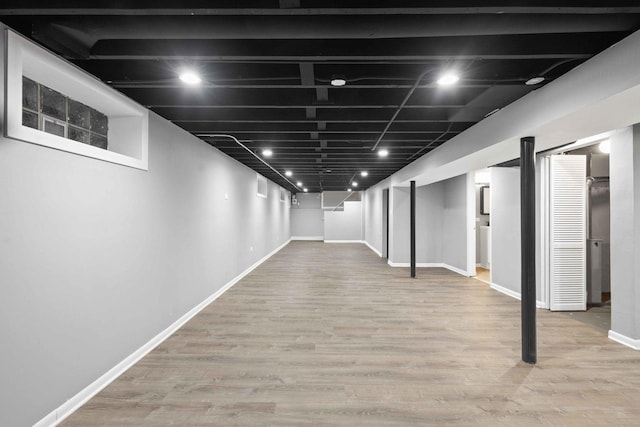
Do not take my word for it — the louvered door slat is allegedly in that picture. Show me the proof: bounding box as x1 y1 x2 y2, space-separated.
550 155 586 311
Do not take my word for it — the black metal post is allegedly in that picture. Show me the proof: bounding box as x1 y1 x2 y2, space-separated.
410 180 416 278
520 136 537 364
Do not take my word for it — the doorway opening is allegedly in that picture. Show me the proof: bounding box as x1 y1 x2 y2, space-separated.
382 188 389 259
474 169 491 284
541 136 611 330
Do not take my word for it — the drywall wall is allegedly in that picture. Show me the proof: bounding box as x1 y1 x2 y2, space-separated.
0 29 290 426
389 182 444 265
490 167 521 294
290 193 323 239
324 200 363 241
362 178 390 255
442 174 469 272
609 125 639 340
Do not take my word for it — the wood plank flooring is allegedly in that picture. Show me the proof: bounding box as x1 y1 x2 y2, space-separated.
63 242 640 426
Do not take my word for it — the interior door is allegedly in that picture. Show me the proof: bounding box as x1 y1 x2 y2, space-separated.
550 154 587 311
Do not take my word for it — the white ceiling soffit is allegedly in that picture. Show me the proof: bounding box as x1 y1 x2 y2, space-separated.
391 28 640 188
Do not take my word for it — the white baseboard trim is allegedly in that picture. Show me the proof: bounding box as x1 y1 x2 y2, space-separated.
35 239 291 427
291 236 323 241
324 240 364 243
608 330 640 350
386 261 471 276
363 241 382 257
490 282 522 300
443 264 471 277
489 283 546 308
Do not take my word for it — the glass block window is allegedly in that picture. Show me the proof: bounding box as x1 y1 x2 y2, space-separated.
22 76 109 150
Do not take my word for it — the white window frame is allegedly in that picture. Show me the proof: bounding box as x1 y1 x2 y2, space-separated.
42 116 68 138
5 29 149 170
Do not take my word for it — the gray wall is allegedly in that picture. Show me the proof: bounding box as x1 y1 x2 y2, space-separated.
491 167 521 293
290 193 323 239
389 182 446 265
363 178 391 255
0 32 290 425
442 175 469 272
610 126 639 339
324 201 363 241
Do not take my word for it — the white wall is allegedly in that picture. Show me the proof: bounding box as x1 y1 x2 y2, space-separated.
290 193 323 239
491 167 521 295
0 30 290 426
324 201 363 241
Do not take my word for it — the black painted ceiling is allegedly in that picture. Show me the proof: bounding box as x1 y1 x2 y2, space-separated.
2 1 640 192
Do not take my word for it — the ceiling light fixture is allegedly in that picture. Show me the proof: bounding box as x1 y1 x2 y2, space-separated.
437 73 459 86
347 188 352 192
179 71 202 85
296 181 303 187
262 149 273 157
352 182 358 187
285 170 293 177
330 74 347 87
525 76 545 86
360 171 368 177
378 149 389 157
303 188 308 192
599 140 611 154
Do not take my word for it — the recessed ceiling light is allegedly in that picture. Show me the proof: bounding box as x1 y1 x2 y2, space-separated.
347 188 352 192
599 140 611 154
525 76 545 86
296 181 303 187
437 73 459 86
325 169 332 173
179 71 201 85
352 182 358 187
262 149 273 157
285 170 293 177
303 188 308 192
360 171 368 177
378 149 389 157
330 74 347 87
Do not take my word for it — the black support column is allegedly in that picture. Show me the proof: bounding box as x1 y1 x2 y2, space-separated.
520 137 537 364
410 180 416 278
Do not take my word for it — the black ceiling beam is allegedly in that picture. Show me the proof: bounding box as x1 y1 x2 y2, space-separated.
3 6 640 16
178 121 467 132
79 33 621 60
151 108 456 121
146 104 466 109
23 15 640 41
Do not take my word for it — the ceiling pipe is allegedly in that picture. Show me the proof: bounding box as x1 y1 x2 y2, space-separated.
370 69 435 152
199 134 300 192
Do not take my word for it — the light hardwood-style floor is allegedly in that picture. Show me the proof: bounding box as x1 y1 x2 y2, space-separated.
63 242 640 426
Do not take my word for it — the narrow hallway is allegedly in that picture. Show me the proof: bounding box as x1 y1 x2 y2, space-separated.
64 242 640 426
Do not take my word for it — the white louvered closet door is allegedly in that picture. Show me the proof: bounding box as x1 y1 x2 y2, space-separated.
550 155 586 311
